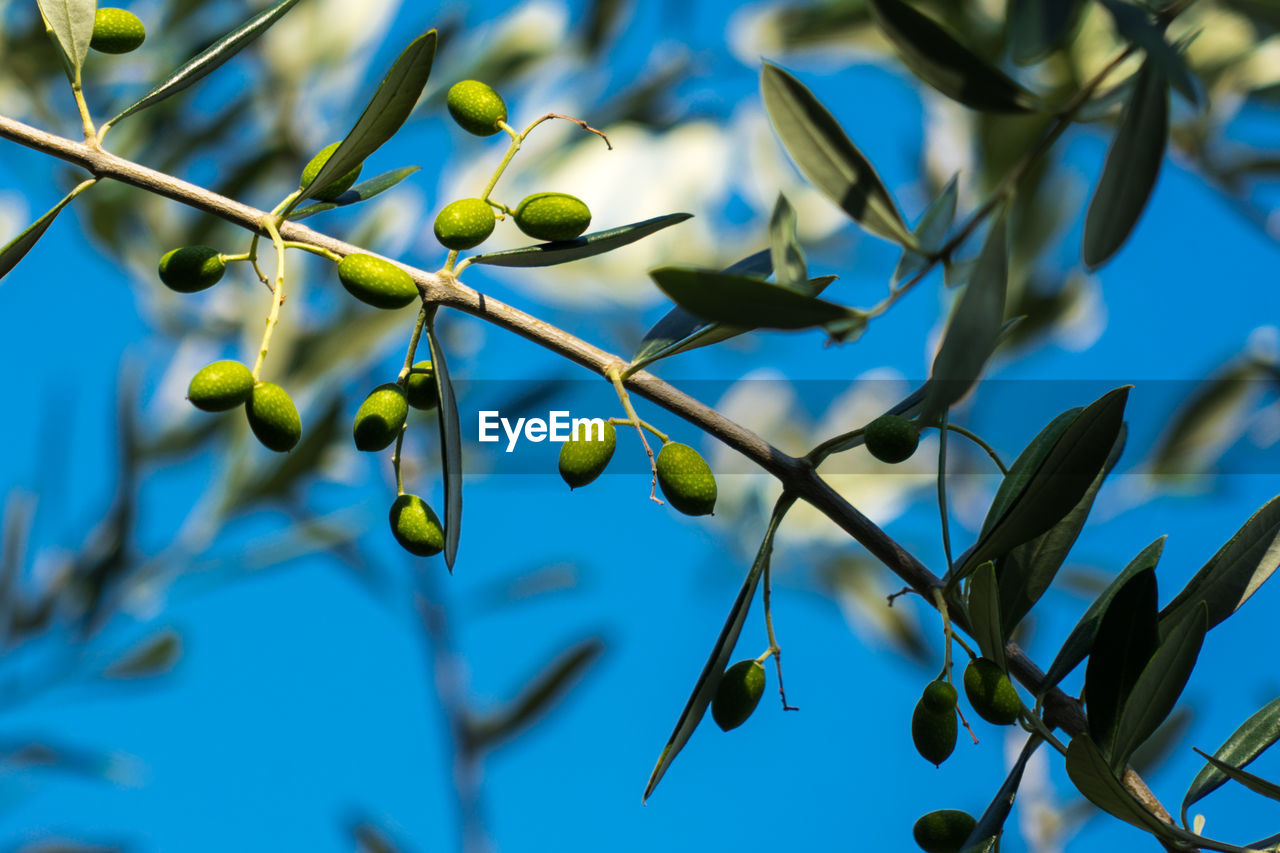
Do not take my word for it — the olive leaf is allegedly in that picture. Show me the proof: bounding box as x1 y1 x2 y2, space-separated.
287 167 420 221
0 184 91 281
961 734 1042 850
1084 566 1158 759
1007 0 1088 65
426 311 463 571
104 629 182 678
644 494 794 802
107 0 303 127
769 193 808 290
1065 734 1186 841
1183 696 1280 823
892 174 958 285
867 0 1039 113
1190 749 1280 804
1098 0 1199 105
649 267 862 332
37 0 96 83
967 561 1005 670
1147 360 1264 479
760 63 914 247
1082 58 1169 270
293 30 438 208
468 213 692 268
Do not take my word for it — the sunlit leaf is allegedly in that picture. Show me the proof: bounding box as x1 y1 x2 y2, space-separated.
893 174 958 285
1184 696 1280 821
649 267 863 332
37 0 95 81
426 311 463 570
468 213 692 268
1191 749 1280 804
1085 567 1158 759
288 166 420 220
0 184 92 282
769 193 808 289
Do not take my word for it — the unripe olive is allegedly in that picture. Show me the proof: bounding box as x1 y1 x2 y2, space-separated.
187 360 254 412
446 80 507 136
912 810 977 853
513 192 592 242
158 246 225 293
912 698 957 766
434 198 496 250
558 421 616 489
712 659 766 732
90 8 145 54
656 442 717 516
245 382 301 452
389 493 444 557
299 141 362 200
337 253 418 310
404 361 438 411
864 414 919 464
964 658 1021 725
921 679 958 714
352 383 408 452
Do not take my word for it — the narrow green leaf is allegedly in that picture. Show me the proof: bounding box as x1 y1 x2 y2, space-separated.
1099 0 1199 105
962 735 1043 850
1191 746 1280 812
644 495 793 802
981 409 1081 541
1111 602 1206 772
1085 567 1158 759
921 212 1009 422
649 267 862 332
469 213 692 268
37 0 95 81
1184 697 1280 821
1041 537 1166 696
287 166 420 221
1159 493 1280 637
867 0 1039 113
968 561 1005 670
108 0 303 127
105 629 182 678
294 30 438 207
1008 0 1088 65
892 174 958 285
1065 734 1184 839
1149 361 1263 479
769 193 807 289
426 312 462 571
1082 58 1169 270
0 189 84 281
760 63 913 246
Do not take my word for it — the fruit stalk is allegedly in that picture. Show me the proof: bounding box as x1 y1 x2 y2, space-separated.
251 215 288 380
606 366 662 503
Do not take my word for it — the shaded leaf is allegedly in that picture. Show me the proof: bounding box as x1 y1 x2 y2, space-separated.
1085 567 1158 759
1191 748 1280 807
968 561 1005 669
1148 361 1263 479
769 193 807 289
1130 707 1193 777
649 267 863 332
982 409 1081 541
760 63 913 246
37 0 95 81
468 213 692 268
644 495 793 802
105 629 182 678
0 186 89 282
893 174 958 285
867 0 1039 112
1008 0 1088 65
1184 696 1280 821
108 0 303 127
294 30 438 207
1041 537 1166 696
426 312 462 571
1082 58 1169 270
287 166 420 221
1098 0 1199 105
963 734 1042 849
1065 734 1184 839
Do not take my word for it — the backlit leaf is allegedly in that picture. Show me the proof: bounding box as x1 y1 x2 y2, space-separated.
426 311 463 570
649 267 863 332
1184 696 1280 821
469 213 692 268
288 167 420 221
37 0 95 81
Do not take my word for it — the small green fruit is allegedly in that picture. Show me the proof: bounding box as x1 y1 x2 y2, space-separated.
404 361 438 411
712 659 766 731
656 442 717 516
299 141 362 200
337 253 418 310
921 679 958 714
90 8 145 54
187 360 254 412
434 198 496 250
864 414 919 464
246 382 301 452
513 192 592 242
912 810 977 853
389 494 444 557
353 384 408 452
558 421 616 489
158 246 225 293
964 658 1020 725
912 698 957 766
446 80 507 136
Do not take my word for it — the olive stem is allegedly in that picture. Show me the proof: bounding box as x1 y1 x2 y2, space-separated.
607 366 662 504
607 416 668 444
938 424 1009 475
762 511 799 712
391 424 407 496
443 249 460 273
281 241 342 263
398 307 430 382
936 409 956 573
250 216 288 380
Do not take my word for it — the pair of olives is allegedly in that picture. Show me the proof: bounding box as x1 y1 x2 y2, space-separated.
557 427 717 517
187 361 301 453
911 658 1021 768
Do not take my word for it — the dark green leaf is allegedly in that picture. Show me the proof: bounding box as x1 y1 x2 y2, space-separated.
1158 494 1280 635
760 63 913 246
1098 0 1199 105
1041 537 1166 696
1148 361 1263 479
426 312 462 571
1065 734 1184 839
1085 567 1158 759
0 189 85 281
1111 602 1206 771
893 174 958 285
37 0 95 81
1082 58 1169 270
294 30 438 207
769 193 807 289
644 495 794 802
469 213 693 268
287 166 420 220
649 267 863 332
968 561 1005 669
1008 0 1088 64
105 629 182 678
963 734 1042 849
867 0 1039 113
981 409 1081 541
921 212 1009 422
108 0 303 127
1192 749 1280 804
1184 696 1280 821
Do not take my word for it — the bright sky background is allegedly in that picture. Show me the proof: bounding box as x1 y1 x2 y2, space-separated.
0 0 1278 851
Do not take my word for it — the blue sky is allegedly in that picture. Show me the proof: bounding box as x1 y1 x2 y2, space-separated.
0 0 1278 851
